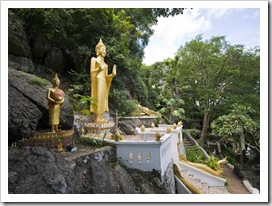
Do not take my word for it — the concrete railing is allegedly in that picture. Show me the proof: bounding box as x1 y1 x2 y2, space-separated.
115 133 172 177
178 161 226 187
136 125 185 165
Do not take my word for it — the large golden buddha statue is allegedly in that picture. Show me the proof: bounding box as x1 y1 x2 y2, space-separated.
90 39 116 122
47 74 64 133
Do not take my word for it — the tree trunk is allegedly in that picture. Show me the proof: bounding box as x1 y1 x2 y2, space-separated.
200 111 210 142
240 129 246 151
239 130 246 165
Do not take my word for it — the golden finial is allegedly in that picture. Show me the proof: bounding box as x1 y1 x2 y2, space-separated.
178 121 183 126
151 122 155 128
173 123 177 130
166 126 171 134
140 125 145 132
155 130 161 142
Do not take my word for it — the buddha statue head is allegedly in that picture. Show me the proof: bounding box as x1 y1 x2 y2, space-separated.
52 73 60 87
95 39 106 57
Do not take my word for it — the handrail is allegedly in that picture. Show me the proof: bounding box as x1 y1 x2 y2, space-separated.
186 132 210 159
174 164 203 194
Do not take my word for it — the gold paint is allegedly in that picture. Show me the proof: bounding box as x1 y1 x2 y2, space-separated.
47 73 64 133
90 39 116 123
179 154 227 177
177 121 183 126
57 139 63 153
140 125 145 132
174 164 203 194
166 126 171 134
131 104 159 116
155 130 161 142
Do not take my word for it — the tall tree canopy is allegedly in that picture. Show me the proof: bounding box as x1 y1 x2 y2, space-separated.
142 35 260 141
10 8 185 106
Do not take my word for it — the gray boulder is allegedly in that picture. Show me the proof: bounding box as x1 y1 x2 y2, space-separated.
44 47 64 73
8 13 31 57
8 69 74 141
32 34 51 58
8 146 172 194
8 146 82 194
8 54 35 72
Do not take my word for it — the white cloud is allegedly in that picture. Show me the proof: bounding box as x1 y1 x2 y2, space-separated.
205 8 244 19
143 9 211 65
143 8 259 66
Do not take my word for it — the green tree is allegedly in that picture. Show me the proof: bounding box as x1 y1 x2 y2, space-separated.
144 35 259 142
211 104 259 165
11 8 187 114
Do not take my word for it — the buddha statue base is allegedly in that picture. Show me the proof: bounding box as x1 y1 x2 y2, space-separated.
25 130 74 149
84 121 114 138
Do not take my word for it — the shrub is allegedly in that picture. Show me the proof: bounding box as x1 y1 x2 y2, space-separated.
185 145 204 163
29 77 49 87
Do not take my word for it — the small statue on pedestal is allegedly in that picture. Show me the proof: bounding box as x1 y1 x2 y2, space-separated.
47 74 65 133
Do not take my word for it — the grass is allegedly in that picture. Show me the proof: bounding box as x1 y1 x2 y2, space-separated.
29 77 49 87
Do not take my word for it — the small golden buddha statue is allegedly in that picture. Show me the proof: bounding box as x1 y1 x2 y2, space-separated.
57 139 63 153
47 74 64 133
151 122 155 128
114 129 121 141
80 127 85 136
90 39 116 123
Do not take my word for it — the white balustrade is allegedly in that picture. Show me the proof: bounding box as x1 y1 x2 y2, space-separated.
116 133 172 177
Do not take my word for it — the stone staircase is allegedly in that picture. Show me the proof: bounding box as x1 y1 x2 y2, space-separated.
179 169 230 194
184 135 194 148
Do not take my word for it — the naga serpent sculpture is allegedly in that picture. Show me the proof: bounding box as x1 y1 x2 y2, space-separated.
179 154 227 177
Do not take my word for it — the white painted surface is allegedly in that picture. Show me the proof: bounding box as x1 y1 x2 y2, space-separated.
178 161 226 187
116 133 172 177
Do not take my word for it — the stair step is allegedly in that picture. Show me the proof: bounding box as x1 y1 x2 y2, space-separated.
208 186 230 194
187 174 194 184
201 182 209 194
194 179 202 190
180 170 188 179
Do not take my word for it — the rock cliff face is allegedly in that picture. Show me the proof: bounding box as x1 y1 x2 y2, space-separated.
8 146 174 194
8 69 74 142
8 12 66 74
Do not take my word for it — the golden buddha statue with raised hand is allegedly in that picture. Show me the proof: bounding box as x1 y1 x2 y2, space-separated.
47 73 65 133
90 39 117 122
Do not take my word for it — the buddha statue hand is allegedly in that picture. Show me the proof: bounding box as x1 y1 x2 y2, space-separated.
112 64 117 76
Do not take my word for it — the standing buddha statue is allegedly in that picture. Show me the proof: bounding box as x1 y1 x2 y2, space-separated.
90 39 117 122
47 73 64 133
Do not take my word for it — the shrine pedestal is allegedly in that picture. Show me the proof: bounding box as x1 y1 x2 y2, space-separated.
25 130 74 149
84 121 114 138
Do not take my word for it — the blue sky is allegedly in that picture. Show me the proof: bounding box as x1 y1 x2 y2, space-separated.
143 8 260 65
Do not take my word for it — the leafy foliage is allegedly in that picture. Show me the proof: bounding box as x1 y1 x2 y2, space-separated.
211 103 260 166
185 145 205 163
109 88 139 117
29 77 49 87
144 35 259 142
203 155 219 170
10 138 27 149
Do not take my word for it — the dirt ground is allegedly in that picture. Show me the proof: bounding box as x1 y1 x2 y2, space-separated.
222 165 250 194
